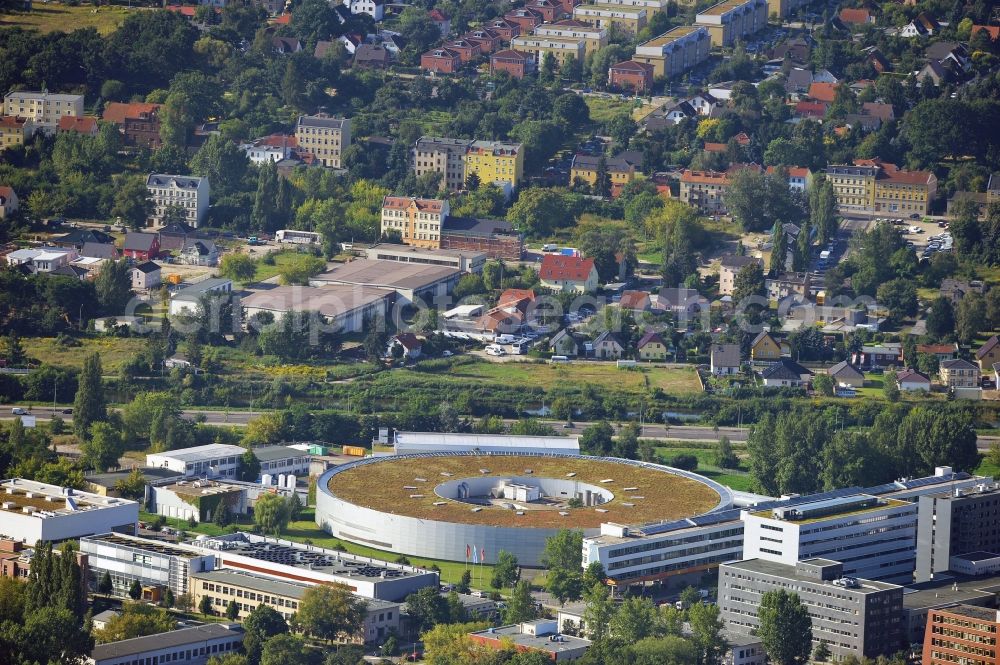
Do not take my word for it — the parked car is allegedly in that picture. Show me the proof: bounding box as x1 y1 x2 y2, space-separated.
11 407 28 415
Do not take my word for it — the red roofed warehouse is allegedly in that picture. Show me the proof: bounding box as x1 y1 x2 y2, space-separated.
539 254 599 293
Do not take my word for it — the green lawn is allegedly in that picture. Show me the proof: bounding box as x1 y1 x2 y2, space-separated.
0 4 135 34
252 250 325 283
422 359 702 395
585 96 637 124
654 444 754 492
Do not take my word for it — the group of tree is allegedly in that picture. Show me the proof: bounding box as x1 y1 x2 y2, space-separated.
746 404 980 495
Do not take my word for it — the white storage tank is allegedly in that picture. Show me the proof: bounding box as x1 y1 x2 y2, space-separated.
278 474 287 488
262 474 273 486
285 474 296 489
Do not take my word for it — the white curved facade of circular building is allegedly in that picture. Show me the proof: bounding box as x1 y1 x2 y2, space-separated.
315 453 734 567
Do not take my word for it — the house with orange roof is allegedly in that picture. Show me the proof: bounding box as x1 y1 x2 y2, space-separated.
57 116 99 137
428 8 451 36
608 60 655 93
487 17 521 40
618 290 651 312
794 100 828 119
807 82 838 103
497 288 536 313
491 50 536 79
839 7 873 25
102 102 163 148
444 39 482 63
539 255 598 293
972 25 999 42
679 169 730 213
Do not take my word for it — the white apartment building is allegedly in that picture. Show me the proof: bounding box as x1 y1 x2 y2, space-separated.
741 494 918 583
3 90 84 130
146 174 210 228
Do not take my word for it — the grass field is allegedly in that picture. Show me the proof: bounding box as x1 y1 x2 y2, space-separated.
427 360 702 394
0 4 134 34
655 444 754 492
252 250 325 283
24 336 146 372
585 96 640 124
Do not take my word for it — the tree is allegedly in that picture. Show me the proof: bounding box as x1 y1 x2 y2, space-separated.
813 640 832 663
582 581 614 643
757 589 813 665
190 133 249 198
715 436 738 468
404 586 450 632
812 373 834 397
73 353 106 438
219 254 258 284
129 580 143 601
98 572 113 595
732 262 765 307
491 550 520 590
199 594 214 615
542 529 584 573
580 421 614 455
457 569 472 594
808 177 838 245
883 376 900 403
160 90 196 149
96 602 177 643
507 188 575 236
956 292 987 346
163 588 174 608
81 422 124 471
112 175 153 230
582 561 606 589
253 491 291 536
727 168 803 233
503 581 538 624
244 605 288 665
95 260 133 315
260 634 312 665
609 596 658 643
770 222 787 276
547 567 583 605
226 599 240 621
877 279 918 324
689 601 727 665
926 297 956 339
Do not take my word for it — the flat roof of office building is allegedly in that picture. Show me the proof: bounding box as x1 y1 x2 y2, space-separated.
90 624 243 661
147 444 247 463
252 445 310 463
82 532 206 559
724 558 902 594
902 574 1000 611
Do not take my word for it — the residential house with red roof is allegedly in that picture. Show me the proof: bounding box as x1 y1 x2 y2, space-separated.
794 100 828 119
380 196 450 249
497 288 536 312
608 60 655 93
123 232 160 261
390 333 423 359
463 28 503 54
504 8 545 32
539 255 598 293
766 165 813 192
972 25 999 42
487 17 521 40
490 50 536 79
916 342 958 363
444 39 482 63
57 116 99 136
102 102 163 148
421 47 463 73
618 290 651 312
807 82 838 103
839 7 873 25
428 9 451 37
0 116 34 150
525 0 564 22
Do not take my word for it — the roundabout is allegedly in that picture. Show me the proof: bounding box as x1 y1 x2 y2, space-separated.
315 452 733 567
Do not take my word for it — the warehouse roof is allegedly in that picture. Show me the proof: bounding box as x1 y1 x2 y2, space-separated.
311 259 460 291
90 624 244 661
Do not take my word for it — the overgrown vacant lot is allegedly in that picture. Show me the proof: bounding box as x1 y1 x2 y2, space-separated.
23 337 146 371
0 4 134 35
422 359 702 394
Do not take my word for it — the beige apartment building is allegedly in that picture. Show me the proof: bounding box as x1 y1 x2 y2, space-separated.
3 91 84 131
573 4 647 36
533 21 609 57
510 34 587 65
380 196 450 248
414 136 473 192
633 25 711 77
694 0 768 47
295 114 351 168
591 0 668 16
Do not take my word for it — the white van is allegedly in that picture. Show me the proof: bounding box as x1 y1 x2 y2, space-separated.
485 345 506 356
542 244 558 252
550 355 569 363
495 334 516 344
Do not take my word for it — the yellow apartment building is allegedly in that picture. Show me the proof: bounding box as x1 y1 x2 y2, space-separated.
295 114 351 168
533 21 609 57
380 196 451 249
0 116 33 150
464 140 524 193
3 91 84 130
694 0 768 47
633 25 711 77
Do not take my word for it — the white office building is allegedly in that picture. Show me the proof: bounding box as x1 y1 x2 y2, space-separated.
147 443 247 478
741 493 918 583
81 532 215 598
0 479 138 546
87 623 244 665
168 278 233 316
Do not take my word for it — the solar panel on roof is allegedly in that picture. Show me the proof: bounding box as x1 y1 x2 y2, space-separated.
864 483 902 495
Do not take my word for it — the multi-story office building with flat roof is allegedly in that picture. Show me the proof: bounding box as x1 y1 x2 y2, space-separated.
81 533 214 600
923 604 1000 665
719 558 904 661
916 482 1000 582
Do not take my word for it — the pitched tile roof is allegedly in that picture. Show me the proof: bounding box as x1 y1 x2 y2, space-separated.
382 196 447 213
761 358 812 380
807 82 838 103
57 116 98 133
539 254 595 282
102 102 161 124
637 331 667 349
838 7 871 23
977 336 1000 360
895 369 930 384
940 359 978 371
